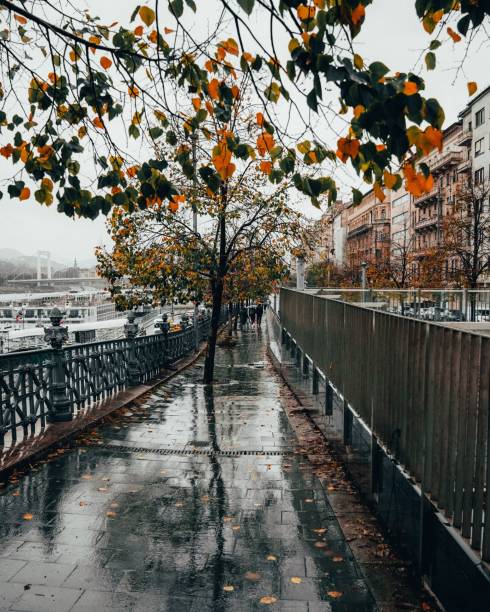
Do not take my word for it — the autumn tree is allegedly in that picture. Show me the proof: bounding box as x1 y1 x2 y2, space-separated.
96 102 302 383
444 179 490 289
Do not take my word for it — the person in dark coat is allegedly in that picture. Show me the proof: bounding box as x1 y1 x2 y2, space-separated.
239 305 248 328
256 303 264 326
249 304 256 325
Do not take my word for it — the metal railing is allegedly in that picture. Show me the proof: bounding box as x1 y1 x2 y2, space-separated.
0 312 212 449
279 288 490 561
304 287 490 322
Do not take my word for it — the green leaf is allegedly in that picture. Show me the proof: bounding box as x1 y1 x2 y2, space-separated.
429 39 441 50
352 188 363 206
237 0 255 15
169 0 184 18
149 126 164 139
306 89 318 112
425 52 436 70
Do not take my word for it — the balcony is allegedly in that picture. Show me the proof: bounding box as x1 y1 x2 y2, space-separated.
429 151 462 174
458 157 471 173
347 222 371 238
413 187 439 208
456 129 472 147
414 216 438 232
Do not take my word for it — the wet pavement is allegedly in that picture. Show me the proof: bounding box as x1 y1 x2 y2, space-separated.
0 326 377 611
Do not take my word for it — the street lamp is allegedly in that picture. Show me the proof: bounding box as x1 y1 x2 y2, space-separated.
361 261 368 303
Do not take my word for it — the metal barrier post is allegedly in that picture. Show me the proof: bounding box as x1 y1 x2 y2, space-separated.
312 367 319 394
326 382 333 415
44 307 72 422
124 312 140 386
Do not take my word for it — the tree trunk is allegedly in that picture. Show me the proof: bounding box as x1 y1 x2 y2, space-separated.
203 280 224 384
227 302 233 337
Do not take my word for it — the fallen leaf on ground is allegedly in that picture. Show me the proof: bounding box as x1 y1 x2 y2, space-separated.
259 595 278 604
290 577 302 584
79 501 87 507
333 556 344 562
97 487 108 492
314 541 327 548
244 571 261 581
175 502 183 508
313 528 327 534
232 525 241 531
223 516 233 522
106 511 117 518
22 513 33 520
12 491 20 497
223 585 234 592
266 555 277 561
327 591 343 598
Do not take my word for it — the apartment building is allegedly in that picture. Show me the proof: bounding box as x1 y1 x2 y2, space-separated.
345 189 390 269
307 85 490 286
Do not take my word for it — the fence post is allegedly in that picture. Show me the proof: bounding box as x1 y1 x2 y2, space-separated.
124 312 141 386
326 382 333 415
343 399 352 445
44 307 72 423
302 353 309 377
312 367 319 394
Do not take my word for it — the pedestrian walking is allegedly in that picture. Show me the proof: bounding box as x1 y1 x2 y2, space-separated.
249 304 256 326
256 302 263 326
239 305 248 328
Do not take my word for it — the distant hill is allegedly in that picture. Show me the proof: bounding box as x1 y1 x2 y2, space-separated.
0 249 69 283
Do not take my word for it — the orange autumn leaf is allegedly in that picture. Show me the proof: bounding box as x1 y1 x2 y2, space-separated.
297 4 316 20
134 25 144 36
256 112 264 127
192 97 201 110
106 511 117 518
14 14 27 25
149 30 158 44
0 144 14 158
327 591 343 599
467 81 478 96
208 79 220 100
260 161 272 175
403 81 418 95
100 56 112 70
256 132 274 156
259 596 278 605
351 3 365 25
231 85 240 99
168 201 179 213
22 512 33 520
376 144 386 152
93 116 104 129
128 85 139 98
353 104 365 118
336 137 360 162
205 101 214 115
19 188 30 201
425 126 443 152
205 59 214 72
218 163 236 180
383 171 398 190
88 35 100 54
127 165 139 178
373 183 386 202
164 27 174 34
447 26 461 43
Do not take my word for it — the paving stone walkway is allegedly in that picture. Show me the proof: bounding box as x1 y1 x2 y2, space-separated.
0 325 377 611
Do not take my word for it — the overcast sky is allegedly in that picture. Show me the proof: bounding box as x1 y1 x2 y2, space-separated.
0 0 487 262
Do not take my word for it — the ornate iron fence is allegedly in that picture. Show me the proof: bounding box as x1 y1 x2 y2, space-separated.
0 313 211 450
279 287 490 562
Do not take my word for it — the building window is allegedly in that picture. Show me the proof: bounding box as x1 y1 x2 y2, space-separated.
392 193 410 207
475 137 484 157
475 168 485 184
476 108 485 128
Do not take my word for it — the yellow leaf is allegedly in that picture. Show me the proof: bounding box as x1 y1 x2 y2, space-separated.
22 513 33 520
297 140 311 154
288 38 300 53
139 6 156 27
327 591 343 599
467 81 478 96
297 5 316 20
266 555 277 561
223 585 234 592
106 511 117 518
290 577 302 584
353 53 363 69
259 596 278 605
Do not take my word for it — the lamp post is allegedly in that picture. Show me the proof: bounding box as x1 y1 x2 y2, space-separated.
361 261 368 303
124 311 140 386
192 132 199 351
44 307 72 422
